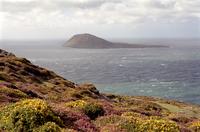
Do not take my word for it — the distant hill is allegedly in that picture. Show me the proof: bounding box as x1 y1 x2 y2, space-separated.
64 33 168 49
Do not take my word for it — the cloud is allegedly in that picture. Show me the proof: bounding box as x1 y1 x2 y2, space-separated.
1 0 122 13
1 0 199 23
55 0 121 9
147 0 176 9
0 0 199 39
1 0 37 12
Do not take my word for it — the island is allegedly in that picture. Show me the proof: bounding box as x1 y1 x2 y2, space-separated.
0 49 199 132
64 33 168 49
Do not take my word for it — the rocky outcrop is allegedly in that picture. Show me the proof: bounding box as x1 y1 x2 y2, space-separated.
0 49 15 56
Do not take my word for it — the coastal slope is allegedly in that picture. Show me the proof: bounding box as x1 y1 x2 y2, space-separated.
64 33 168 49
0 49 200 132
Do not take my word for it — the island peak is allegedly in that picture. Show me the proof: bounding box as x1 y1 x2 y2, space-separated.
64 33 168 49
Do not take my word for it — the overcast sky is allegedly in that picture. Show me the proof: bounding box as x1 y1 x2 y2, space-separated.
0 0 199 40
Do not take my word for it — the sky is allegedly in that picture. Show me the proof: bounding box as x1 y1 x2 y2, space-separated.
0 0 199 40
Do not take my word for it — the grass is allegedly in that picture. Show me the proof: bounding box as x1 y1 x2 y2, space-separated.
0 86 28 98
157 102 200 118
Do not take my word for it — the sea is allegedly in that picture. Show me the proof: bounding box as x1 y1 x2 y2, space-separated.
1 38 200 104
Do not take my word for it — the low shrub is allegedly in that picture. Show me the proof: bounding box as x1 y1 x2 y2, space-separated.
65 100 104 119
95 114 179 132
61 128 77 132
120 120 139 132
171 116 192 124
0 99 63 132
119 117 142 132
33 122 61 132
0 86 28 98
74 119 98 132
83 103 104 120
139 119 180 132
94 115 125 127
100 124 123 132
95 115 142 132
65 100 87 109
189 121 200 132
0 72 10 81
118 117 179 132
122 112 142 118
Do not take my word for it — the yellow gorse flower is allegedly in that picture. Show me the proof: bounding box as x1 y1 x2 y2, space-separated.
65 100 87 108
189 121 200 131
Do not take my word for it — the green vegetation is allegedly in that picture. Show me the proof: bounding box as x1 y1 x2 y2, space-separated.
138 119 180 132
65 100 87 108
1 49 200 131
189 121 200 132
83 103 104 120
34 122 61 132
95 115 125 127
0 99 63 132
0 86 28 98
65 100 104 119
95 115 180 132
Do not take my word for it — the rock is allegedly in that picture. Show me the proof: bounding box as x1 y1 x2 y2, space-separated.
0 49 15 57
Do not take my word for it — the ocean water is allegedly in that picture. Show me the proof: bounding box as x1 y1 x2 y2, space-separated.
1 39 200 104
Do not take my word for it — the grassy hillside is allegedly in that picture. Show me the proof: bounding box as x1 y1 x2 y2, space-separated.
0 49 200 132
